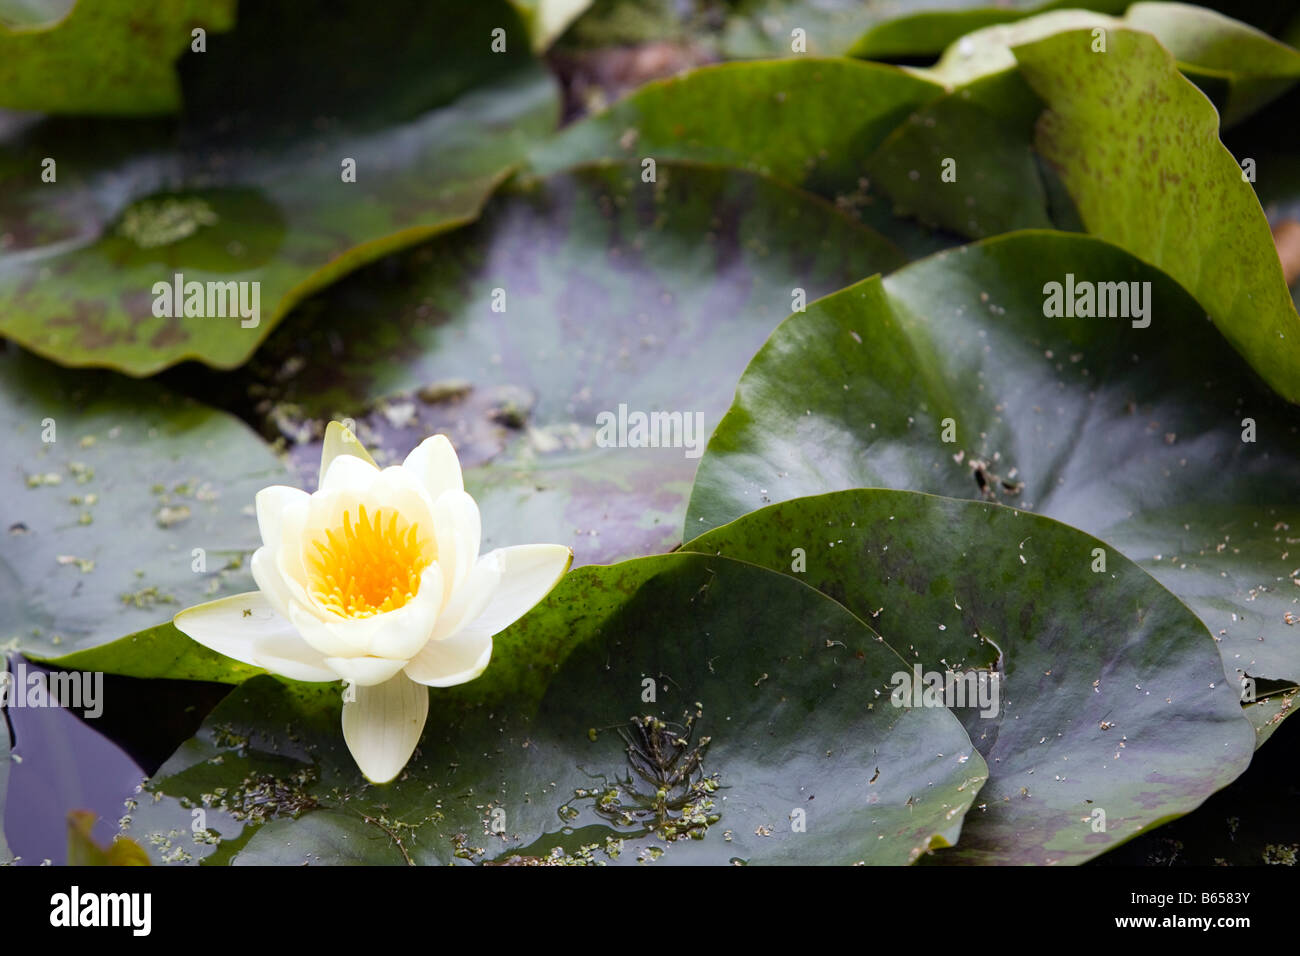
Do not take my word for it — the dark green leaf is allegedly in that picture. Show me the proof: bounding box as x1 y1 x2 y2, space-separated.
685 488 1256 864
687 232 1300 709
1014 28 1300 402
0 0 558 374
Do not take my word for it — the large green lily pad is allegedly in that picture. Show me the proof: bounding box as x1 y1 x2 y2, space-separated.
0 0 235 115
124 554 989 865
0 0 558 375
0 346 285 678
210 164 907 566
686 489 1255 865
687 232 1300 704
1014 27 1300 404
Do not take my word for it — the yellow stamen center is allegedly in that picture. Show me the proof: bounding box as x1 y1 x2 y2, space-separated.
306 504 432 619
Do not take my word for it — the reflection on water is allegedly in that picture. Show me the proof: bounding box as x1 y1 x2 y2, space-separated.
2 657 230 865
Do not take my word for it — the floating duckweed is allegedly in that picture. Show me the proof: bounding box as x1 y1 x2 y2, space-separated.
156 504 191 528
120 586 175 609
117 197 218 249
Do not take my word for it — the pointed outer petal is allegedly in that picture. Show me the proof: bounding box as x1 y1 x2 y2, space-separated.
403 627 493 688
320 452 381 495
458 544 573 640
251 546 294 620
324 656 409 687
431 490 481 596
426 551 503 644
172 591 284 673
319 421 377 488
254 485 309 550
341 673 429 784
289 562 445 661
401 434 465 503
179 584 335 682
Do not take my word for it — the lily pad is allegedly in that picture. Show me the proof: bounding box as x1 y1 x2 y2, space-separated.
125 554 989 865
1013 27 1300 403
865 5 1300 243
864 83 1056 240
0 0 559 375
1124 3 1300 126
687 232 1300 706
211 163 908 566
1246 687 1297 748
0 0 235 115
527 58 944 199
0 346 288 678
685 489 1255 864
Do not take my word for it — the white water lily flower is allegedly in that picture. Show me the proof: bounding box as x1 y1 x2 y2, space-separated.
174 422 572 784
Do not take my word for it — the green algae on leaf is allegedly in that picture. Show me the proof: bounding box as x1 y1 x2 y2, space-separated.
0 348 286 679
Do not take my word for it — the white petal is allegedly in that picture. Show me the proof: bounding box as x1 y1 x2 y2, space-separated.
290 600 368 657
341 673 429 784
250 546 294 620
404 628 493 688
366 561 444 660
173 591 333 681
402 434 464 502
320 453 381 494
318 420 377 488
458 543 572 639
254 485 309 551
253 632 337 682
271 495 320 611
174 591 277 670
325 656 408 687
431 490 481 595
427 551 502 644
